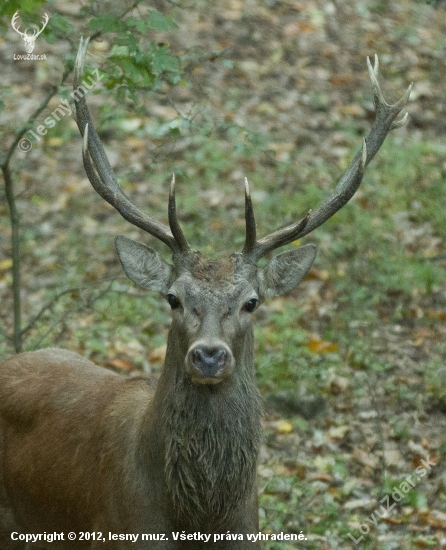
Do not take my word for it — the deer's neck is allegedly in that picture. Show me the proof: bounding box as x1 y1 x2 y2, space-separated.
151 326 262 530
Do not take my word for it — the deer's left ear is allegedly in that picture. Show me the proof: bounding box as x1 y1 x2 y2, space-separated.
258 244 317 299
115 235 172 293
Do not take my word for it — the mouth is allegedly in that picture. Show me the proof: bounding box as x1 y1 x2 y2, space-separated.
191 374 226 386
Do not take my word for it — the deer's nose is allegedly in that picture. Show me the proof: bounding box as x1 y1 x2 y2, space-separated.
192 347 227 371
187 344 234 384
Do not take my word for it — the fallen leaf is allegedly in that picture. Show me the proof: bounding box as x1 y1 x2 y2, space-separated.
307 338 339 354
358 410 378 420
408 440 429 459
343 497 376 510
338 104 365 117
0 259 13 271
352 448 379 468
328 425 349 439
419 509 446 529
149 345 167 363
108 358 136 372
258 467 274 478
384 449 401 466
308 472 334 482
283 21 315 37
427 309 446 321
381 516 404 525
306 268 330 281
47 137 63 147
268 141 295 162
327 374 349 394
276 421 293 434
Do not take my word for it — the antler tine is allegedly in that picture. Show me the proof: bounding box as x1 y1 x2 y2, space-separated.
245 55 411 262
169 174 190 252
242 178 257 255
11 12 25 37
74 38 188 254
34 13 49 37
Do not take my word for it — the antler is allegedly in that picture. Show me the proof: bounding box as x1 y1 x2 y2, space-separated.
33 13 49 38
243 55 412 261
74 37 190 255
11 12 26 38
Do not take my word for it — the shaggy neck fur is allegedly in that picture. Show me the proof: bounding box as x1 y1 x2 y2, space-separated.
157 326 262 531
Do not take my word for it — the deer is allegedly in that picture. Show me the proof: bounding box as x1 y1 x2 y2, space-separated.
0 37 411 549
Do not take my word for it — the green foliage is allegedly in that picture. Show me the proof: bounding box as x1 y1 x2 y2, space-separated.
425 358 446 407
257 313 307 381
84 12 182 103
0 0 46 20
381 476 428 509
3 5 183 106
88 10 177 35
44 13 76 42
4 4 183 149
145 10 178 31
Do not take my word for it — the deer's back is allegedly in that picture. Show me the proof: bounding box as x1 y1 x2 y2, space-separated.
0 349 157 545
0 349 121 422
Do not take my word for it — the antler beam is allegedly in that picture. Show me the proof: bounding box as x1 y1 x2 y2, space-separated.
243 55 412 261
74 37 190 255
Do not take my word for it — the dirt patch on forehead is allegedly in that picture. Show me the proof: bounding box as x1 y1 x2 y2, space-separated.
185 253 237 285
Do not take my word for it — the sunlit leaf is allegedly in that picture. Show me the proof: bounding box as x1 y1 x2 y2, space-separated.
307 338 339 354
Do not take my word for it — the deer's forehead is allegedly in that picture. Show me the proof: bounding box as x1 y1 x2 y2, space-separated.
173 254 252 284
187 255 237 281
171 264 256 303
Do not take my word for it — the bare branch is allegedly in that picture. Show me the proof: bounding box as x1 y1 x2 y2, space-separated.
20 287 81 337
3 164 22 352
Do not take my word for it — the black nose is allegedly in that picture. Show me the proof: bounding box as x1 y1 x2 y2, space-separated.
191 347 228 377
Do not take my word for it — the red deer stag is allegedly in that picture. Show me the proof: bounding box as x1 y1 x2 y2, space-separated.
0 38 411 549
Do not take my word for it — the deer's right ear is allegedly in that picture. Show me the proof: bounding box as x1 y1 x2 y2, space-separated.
115 235 172 293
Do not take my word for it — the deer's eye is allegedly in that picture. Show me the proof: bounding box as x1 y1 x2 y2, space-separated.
243 298 258 313
167 294 181 310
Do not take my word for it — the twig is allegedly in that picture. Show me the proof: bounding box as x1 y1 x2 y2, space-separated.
20 287 81 337
2 85 57 168
31 314 68 351
30 281 116 350
3 164 22 352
